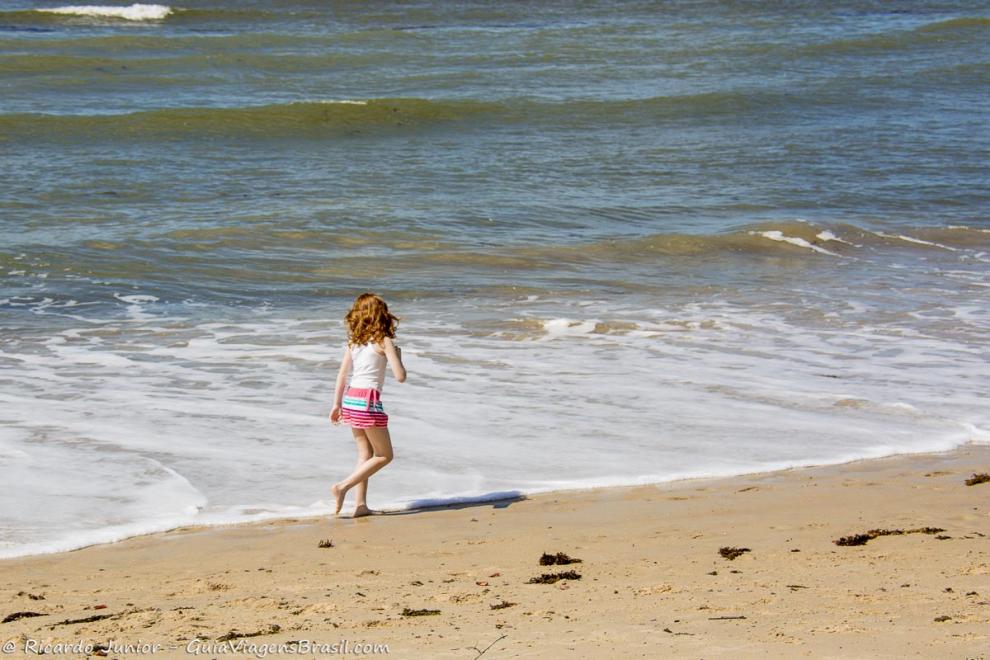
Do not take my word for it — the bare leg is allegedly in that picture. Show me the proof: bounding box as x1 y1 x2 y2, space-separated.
332 426 393 514
352 429 373 517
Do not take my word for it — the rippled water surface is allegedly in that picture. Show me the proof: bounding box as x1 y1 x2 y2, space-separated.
1 0 988 557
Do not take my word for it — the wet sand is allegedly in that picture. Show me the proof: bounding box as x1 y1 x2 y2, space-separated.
2 445 989 658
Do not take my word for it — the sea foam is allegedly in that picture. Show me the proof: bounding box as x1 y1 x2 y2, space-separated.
752 230 841 256
37 4 172 21
2 286 987 559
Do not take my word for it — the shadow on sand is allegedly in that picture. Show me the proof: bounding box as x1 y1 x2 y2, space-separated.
351 490 527 519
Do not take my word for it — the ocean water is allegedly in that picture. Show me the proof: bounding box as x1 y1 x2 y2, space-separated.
1 1 988 558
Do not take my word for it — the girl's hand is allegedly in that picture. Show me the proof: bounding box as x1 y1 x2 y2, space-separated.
329 406 342 425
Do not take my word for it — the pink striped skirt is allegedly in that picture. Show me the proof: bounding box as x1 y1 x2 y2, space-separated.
340 386 389 428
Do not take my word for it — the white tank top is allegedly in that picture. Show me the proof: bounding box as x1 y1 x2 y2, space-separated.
348 342 387 391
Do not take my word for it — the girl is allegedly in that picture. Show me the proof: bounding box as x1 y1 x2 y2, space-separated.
329 293 406 517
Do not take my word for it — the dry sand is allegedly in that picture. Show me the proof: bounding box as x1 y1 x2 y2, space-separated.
2 445 989 659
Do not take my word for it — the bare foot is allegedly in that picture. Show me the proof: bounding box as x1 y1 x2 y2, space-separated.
331 483 346 515
353 504 373 518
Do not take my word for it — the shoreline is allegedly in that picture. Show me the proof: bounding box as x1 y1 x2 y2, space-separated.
2 444 989 657
1 441 981 562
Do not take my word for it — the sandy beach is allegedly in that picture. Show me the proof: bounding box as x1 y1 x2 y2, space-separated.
2 445 988 659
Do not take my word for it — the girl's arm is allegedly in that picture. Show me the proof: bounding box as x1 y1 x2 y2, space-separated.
329 345 352 424
382 336 406 383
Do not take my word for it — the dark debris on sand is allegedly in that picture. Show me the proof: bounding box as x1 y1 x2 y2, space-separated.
527 570 582 584
401 607 440 617
52 613 114 627
216 624 280 642
718 547 751 560
834 527 945 546
490 600 516 610
539 552 582 566
965 473 990 486
317 538 335 548
2 611 47 624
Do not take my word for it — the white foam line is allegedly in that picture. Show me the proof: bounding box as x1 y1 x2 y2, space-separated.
752 231 841 256
873 231 958 251
36 4 172 21
310 99 368 106
0 503 329 561
816 230 861 247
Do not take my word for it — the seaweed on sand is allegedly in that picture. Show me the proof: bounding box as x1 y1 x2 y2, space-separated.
539 552 582 566
52 613 113 626
527 570 581 584
835 533 872 546
2 611 46 624
718 547 750 560
834 527 945 546
401 608 440 617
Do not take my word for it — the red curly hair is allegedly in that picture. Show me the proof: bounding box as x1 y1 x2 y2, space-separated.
345 293 399 347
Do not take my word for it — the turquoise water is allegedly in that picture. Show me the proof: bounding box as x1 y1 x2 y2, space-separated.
1 1 988 557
